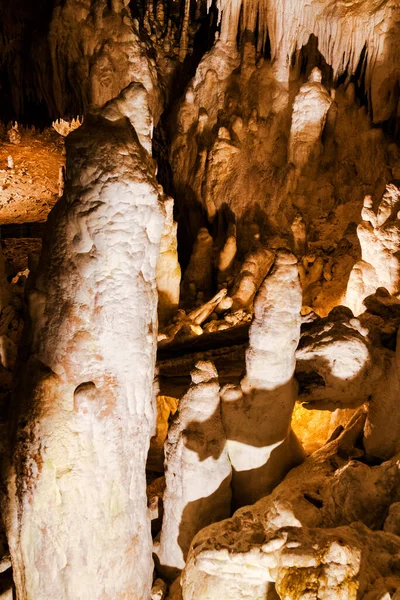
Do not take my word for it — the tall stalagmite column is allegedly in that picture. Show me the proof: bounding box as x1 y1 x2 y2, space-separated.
3 86 164 600
222 250 305 507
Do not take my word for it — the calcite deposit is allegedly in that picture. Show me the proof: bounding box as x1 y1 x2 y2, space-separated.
0 0 399 599
181 412 400 599
288 67 332 172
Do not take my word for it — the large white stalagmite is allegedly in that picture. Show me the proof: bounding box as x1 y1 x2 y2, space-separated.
221 249 305 508
3 85 165 600
155 361 232 580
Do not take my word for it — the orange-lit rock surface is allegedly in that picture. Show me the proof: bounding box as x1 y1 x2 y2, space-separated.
0 127 64 224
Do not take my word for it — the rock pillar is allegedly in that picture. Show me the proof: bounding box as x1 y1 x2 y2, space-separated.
222 249 305 507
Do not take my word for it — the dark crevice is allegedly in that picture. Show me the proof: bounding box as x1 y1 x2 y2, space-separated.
303 492 324 509
0 0 54 124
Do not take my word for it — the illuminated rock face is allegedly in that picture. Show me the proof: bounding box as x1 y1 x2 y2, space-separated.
1 1 400 599
155 361 232 579
181 412 400 600
157 195 181 325
230 245 274 311
210 0 400 123
48 0 162 119
296 306 380 409
3 86 164 600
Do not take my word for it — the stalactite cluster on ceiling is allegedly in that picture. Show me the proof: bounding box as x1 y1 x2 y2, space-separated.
0 0 398 125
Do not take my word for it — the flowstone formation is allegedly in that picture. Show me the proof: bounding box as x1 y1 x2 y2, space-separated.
288 67 332 173
181 412 400 599
0 0 400 599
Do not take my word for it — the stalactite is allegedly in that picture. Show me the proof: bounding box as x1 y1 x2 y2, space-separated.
204 0 400 121
179 0 192 61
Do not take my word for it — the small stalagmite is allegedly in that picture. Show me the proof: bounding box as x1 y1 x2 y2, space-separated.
231 245 274 311
288 67 332 171
290 212 307 256
182 227 214 301
217 221 237 284
157 194 181 325
155 361 232 580
221 249 305 508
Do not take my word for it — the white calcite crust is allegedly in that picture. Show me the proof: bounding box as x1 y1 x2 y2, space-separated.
181 412 400 600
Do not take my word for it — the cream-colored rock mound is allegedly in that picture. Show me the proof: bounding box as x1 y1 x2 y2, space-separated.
346 183 400 316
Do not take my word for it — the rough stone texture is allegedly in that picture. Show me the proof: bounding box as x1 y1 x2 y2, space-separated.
168 11 400 318
181 411 400 599
0 127 64 224
2 86 165 600
49 0 162 120
212 0 400 123
296 306 382 409
155 361 232 580
1 2 400 599
346 183 400 316
295 301 400 460
221 250 304 508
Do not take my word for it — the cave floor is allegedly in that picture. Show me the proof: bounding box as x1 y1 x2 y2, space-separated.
0 128 64 224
